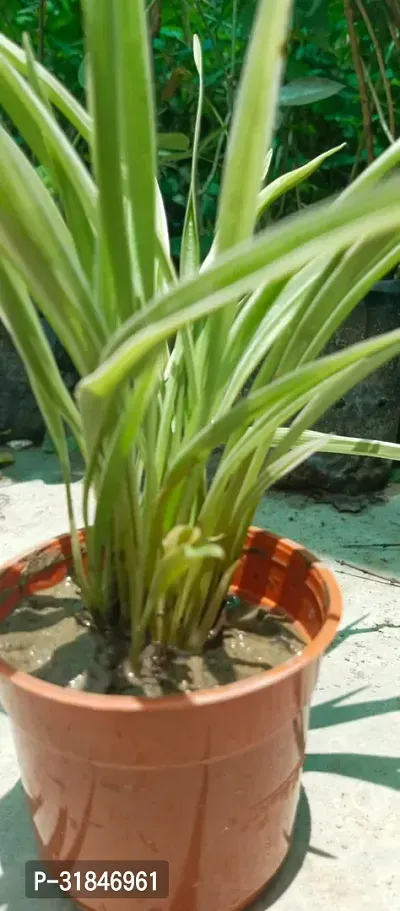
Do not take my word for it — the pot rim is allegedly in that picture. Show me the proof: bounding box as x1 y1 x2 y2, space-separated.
0 527 342 713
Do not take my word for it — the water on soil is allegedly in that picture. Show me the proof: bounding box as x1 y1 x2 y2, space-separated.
0 579 308 698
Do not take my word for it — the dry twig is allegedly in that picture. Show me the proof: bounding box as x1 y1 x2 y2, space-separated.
343 0 374 162
356 0 395 139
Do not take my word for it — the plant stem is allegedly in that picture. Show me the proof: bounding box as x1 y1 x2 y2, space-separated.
201 119 228 197
180 0 191 46
384 0 400 32
363 64 395 144
231 0 238 84
348 130 365 182
148 0 162 37
355 0 395 139
343 0 374 163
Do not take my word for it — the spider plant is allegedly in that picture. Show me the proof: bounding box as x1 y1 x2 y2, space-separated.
1 0 400 664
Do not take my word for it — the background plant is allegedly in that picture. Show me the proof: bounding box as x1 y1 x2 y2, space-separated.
2 0 400 664
4 0 400 256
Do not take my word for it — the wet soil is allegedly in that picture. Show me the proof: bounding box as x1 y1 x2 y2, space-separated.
0 580 308 698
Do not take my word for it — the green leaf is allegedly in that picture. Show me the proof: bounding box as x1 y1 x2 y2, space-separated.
180 35 203 279
215 0 293 254
82 0 136 323
0 33 91 141
280 77 345 106
266 341 400 472
302 238 400 365
0 49 96 224
91 175 400 399
278 233 400 375
162 328 400 508
87 365 160 574
271 429 400 462
4 0 400 652
0 125 101 374
257 144 345 220
114 0 157 302
20 36 96 279
202 0 293 413
157 133 190 152
341 136 400 202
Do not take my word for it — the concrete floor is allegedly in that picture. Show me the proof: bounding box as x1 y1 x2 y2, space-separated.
0 450 399 911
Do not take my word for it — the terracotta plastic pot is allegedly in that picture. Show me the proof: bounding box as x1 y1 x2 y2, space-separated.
0 527 342 911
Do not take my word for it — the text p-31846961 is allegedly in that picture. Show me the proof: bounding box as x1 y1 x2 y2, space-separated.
25 860 169 899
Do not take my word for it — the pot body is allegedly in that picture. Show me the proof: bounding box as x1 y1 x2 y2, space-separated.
0 528 342 911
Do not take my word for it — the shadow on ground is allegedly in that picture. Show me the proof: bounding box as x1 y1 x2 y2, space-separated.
255 486 400 580
0 778 73 911
328 614 400 654
250 744 399 908
249 786 315 910
310 685 400 730
1 448 83 487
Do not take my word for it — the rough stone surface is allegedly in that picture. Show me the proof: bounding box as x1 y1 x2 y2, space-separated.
280 282 400 493
0 451 399 911
0 323 78 443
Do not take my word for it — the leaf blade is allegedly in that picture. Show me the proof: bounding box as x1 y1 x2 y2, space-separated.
113 0 157 302
280 77 344 107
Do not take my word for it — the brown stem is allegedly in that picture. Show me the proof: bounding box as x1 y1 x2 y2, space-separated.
384 0 400 32
191 0 234 116
348 130 365 183
343 0 374 162
388 18 400 54
201 115 229 197
355 0 395 139
363 63 394 144
149 0 162 38
180 0 191 46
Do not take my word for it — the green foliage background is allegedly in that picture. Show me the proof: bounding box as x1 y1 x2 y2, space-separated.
1 0 399 257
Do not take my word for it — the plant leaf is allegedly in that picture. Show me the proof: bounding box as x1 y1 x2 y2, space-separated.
280 77 344 106
85 176 400 399
180 35 203 278
0 124 101 373
113 0 157 302
82 0 136 322
271 428 400 462
158 133 190 151
160 329 400 504
215 0 292 254
257 144 345 220
0 33 91 140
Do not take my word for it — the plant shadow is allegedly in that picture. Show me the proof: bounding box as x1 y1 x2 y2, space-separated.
248 786 313 910
0 779 74 911
311 688 400 730
1 448 83 487
304 752 399 790
327 613 400 653
0 596 81 634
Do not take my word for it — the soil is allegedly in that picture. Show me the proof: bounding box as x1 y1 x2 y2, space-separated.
0 580 308 698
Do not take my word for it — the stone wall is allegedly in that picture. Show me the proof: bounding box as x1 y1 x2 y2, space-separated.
0 322 78 442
